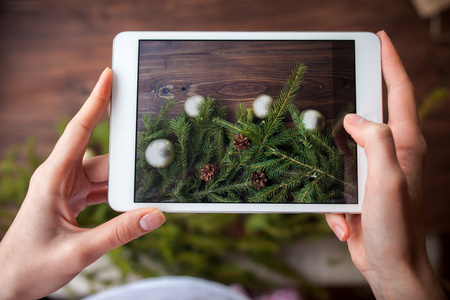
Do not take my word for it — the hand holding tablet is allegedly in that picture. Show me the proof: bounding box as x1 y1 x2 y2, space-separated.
109 31 382 213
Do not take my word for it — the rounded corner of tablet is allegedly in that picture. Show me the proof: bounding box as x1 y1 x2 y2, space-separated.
113 31 130 43
108 200 126 212
113 31 139 49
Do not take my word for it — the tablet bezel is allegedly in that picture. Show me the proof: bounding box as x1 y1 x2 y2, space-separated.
109 31 382 213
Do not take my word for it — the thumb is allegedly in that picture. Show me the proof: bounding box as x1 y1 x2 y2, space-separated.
82 208 165 260
344 113 407 209
344 113 398 166
344 113 401 182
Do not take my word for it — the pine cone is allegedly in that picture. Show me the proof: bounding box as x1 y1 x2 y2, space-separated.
233 133 250 150
200 164 217 181
251 171 267 190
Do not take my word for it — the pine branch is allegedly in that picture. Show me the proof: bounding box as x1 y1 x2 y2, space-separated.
266 160 293 179
289 105 335 157
208 192 241 203
213 118 242 135
196 139 216 169
247 184 281 203
170 115 192 177
191 182 253 200
251 64 307 162
266 146 346 186
143 97 176 134
293 173 327 203
271 187 289 203
250 157 285 172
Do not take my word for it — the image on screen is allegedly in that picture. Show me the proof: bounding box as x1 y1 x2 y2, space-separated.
134 40 357 204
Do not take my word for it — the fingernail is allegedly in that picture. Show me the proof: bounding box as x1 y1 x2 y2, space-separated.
99 67 111 80
345 113 366 125
140 210 166 231
333 225 345 241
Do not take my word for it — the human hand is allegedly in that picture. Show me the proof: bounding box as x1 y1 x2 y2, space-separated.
326 31 446 299
0 68 166 300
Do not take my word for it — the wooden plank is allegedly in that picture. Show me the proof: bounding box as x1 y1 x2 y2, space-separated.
137 40 355 131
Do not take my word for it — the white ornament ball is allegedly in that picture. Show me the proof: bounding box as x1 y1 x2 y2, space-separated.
184 95 205 118
253 94 273 119
145 139 175 169
300 109 326 131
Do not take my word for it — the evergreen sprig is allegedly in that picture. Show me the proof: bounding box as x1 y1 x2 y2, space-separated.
136 63 354 204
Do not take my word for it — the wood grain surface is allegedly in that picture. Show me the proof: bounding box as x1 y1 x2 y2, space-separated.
0 0 449 231
137 40 354 129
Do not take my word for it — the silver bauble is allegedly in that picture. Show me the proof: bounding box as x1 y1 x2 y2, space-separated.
184 95 205 118
300 109 326 131
145 139 175 168
253 94 273 119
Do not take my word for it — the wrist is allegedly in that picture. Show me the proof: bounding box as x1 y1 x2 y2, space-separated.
0 257 21 300
0 234 35 300
365 259 445 300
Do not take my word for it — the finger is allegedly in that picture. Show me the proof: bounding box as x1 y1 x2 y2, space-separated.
86 186 108 206
325 214 350 241
345 114 399 169
83 154 109 183
80 208 165 262
344 113 408 213
377 31 418 130
377 31 427 192
52 68 112 162
69 187 108 217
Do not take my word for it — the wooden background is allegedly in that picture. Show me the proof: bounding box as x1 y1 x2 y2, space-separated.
137 40 355 127
0 0 449 296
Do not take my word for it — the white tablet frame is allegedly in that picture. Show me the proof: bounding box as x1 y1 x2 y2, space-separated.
109 31 382 213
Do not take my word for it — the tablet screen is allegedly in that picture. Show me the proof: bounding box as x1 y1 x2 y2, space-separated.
134 40 357 204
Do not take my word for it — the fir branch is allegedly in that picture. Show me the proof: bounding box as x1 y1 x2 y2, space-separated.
206 160 237 190
288 106 319 168
137 129 168 152
271 187 289 203
279 171 313 190
196 139 216 169
266 160 293 179
170 115 191 177
235 103 248 123
157 159 181 196
293 173 327 203
208 193 241 203
266 146 346 186
191 182 252 200
213 118 242 135
289 105 335 156
252 64 307 162
250 157 285 172
136 167 159 200
213 123 227 162
143 97 176 133
266 64 307 136
190 98 215 164
247 184 281 203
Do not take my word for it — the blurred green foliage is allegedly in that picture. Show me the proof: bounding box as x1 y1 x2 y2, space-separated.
418 87 449 121
0 138 44 233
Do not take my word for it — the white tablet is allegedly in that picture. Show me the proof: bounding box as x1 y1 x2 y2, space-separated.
109 31 382 213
